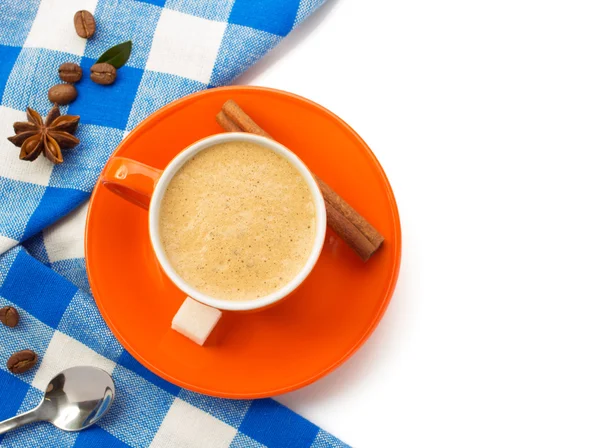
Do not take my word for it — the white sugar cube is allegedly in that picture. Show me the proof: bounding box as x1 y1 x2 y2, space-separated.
171 297 222 346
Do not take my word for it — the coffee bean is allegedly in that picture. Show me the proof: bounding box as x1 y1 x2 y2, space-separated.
0 306 19 328
90 63 117 85
48 83 78 105
58 62 83 83
7 350 37 374
74 10 96 39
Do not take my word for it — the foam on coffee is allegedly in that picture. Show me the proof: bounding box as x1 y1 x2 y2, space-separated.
159 141 316 301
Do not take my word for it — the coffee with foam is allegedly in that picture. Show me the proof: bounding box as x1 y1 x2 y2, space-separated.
159 141 316 301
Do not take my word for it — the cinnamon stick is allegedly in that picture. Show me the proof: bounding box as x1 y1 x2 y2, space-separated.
216 100 384 261
323 201 377 261
216 110 242 132
314 176 384 251
222 100 272 139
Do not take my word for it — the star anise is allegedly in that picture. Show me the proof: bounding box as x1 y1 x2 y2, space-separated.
7 105 80 164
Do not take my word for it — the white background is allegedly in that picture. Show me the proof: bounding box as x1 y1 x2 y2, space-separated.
239 0 600 446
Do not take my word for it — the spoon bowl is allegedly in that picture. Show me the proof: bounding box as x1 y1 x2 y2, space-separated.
0 366 115 435
41 366 115 431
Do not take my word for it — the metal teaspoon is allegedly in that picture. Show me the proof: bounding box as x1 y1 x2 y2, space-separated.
0 366 115 434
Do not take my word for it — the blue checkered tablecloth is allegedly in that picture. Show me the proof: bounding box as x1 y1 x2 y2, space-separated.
0 0 350 446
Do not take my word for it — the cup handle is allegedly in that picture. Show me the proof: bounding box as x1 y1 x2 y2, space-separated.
100 157 163 209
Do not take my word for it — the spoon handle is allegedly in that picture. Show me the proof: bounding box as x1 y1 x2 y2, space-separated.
0 409 40 434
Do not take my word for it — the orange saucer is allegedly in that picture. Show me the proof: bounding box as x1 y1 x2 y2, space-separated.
85 86 401 398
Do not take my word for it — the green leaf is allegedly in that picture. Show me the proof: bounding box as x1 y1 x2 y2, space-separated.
96 41 132 69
